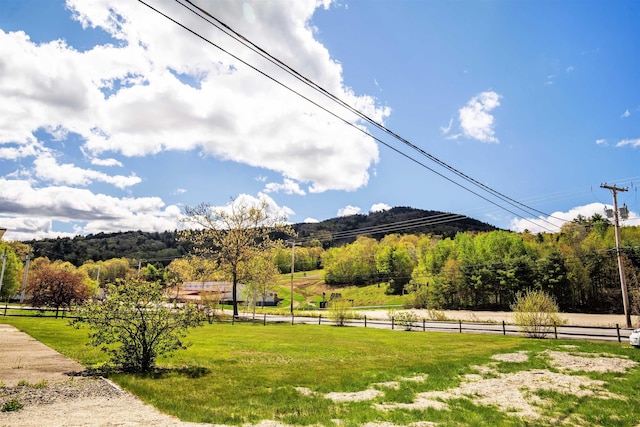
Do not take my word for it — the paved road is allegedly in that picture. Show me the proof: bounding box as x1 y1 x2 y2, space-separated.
236 311 635 344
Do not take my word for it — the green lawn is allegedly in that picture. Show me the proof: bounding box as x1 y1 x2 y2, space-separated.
2 316 640 426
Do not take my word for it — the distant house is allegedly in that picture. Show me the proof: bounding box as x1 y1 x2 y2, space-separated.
177 281 281 306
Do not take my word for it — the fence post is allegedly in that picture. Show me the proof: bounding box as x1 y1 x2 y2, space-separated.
502 320 506 335
392 317 395 330
459 319 462 333
291 313 295 325
319 314 322 325
423 318 426 332
616 324 621 343
554 325 557 339
263 313 266 326
364 316 367 328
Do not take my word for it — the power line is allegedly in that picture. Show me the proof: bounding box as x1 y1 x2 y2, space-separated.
177 0 562 227
135 0 558 233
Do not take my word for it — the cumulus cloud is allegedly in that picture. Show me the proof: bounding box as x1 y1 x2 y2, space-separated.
0 178 182 240
337 205 361 217
444 91 501 143
458 91 501 143
303 217 319 223
621 109 631 118
0 0 386 192
509 202 638 234
370 203 391 212
33 153 140 189
0 0 391 239
596 138 608 146
264 178 306 195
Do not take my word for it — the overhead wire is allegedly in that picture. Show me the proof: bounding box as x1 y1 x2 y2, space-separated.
136 0 570 233
177 0 565 226
174 0 565 231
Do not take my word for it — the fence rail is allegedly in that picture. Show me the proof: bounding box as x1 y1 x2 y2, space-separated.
2 306 635 344
236 312 634 344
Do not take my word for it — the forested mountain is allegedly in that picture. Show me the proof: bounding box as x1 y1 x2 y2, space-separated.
294 206 498 246
25 207 497 265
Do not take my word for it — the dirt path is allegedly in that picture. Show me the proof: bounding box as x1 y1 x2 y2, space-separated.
0 324 213 426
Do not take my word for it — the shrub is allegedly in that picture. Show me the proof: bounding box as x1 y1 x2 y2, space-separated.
511 289 565 338
73 279 204 372
1 400 23 412
394 311 417 331
328 297 353 326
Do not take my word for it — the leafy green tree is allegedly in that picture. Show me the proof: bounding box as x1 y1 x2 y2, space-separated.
74 280 203 372
376 235 416 294
182 197 294 317
141 263 164 283
0 244 22 301
323 236 378 286
241 253 281 315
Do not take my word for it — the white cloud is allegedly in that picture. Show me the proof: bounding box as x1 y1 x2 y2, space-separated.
457 91 501 143
0 0 387 195
621 110 631 118
440 117 453 135
616 138 640 148
0 179 297 240
0 178 181 240
264 178 306 195
509 202 638 234
337 205 361 217
0 0 397 239
303 217 319 223
91 157 123 167
370 203 391 213
566 66 575 73
596 138 608 146
33 152 140 189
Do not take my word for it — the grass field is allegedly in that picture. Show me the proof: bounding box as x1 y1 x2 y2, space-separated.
2 316 640 426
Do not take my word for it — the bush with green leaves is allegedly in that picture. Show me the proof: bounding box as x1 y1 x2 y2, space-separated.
73 279 204 372
393 311 418 331
511 289 565 338
328 297 354 326
1 399 23 412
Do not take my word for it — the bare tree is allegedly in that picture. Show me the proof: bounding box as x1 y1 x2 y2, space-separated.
182 197 294 317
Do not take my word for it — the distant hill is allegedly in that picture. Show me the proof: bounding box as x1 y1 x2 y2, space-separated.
25 207 499 266
292 206 498 247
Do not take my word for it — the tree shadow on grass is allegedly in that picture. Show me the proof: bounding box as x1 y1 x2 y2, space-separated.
142 366 211 379
69 365 211 379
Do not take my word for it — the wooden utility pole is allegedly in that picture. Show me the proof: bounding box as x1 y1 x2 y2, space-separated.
290 240 296 315
601 183 631 328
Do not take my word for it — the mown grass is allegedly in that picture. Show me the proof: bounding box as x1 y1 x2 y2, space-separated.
2 316 640 426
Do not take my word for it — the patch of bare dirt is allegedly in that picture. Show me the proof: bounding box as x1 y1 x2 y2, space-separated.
295 349 637 422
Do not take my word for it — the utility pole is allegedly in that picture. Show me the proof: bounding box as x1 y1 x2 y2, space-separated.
290 240 296 315
601 183 631 328
0 249 7 298
19 254 30 303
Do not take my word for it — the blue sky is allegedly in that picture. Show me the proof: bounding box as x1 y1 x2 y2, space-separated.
0 0 638 241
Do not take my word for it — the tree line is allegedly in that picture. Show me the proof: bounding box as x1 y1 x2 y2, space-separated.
319 214 640 314
4 207 640 316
